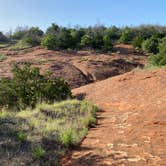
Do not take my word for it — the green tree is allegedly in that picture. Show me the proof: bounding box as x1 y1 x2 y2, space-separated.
119 28 134 44
81 34 93 48
46 23 60 35
0 65 71 110
12 26 29 40
104 26 121 41
132 36 144 49
142 37 159 54
23 27 43 46
56 28 73 49
41 35 58 50
70 29 84 48
102 34 113 51
150 37 166 66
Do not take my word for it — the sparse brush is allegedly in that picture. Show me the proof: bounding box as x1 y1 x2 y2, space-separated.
17 131 27 142
33 145 46 159
0 100 97 165
0 54 7 62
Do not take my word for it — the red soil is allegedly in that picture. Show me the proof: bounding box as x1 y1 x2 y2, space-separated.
62 69 166 166
0 45 147 88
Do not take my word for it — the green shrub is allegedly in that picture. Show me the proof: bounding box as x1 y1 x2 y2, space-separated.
9 40 31 51
104 26 121 41
45 23 60 35
132 36 144 49
102 34 113 51
158 37 166 54
33 145 46 159
0 64 71 109
12 26 28 40
56 28 74 49
142 37 159 54
0 54 7 61
81 34 93 48
17 131 27 142
22 36 40 46
150 38 166 66
41 35 57 50
21 27 43 46
119 28 134 44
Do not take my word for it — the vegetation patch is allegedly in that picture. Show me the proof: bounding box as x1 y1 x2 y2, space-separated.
0 64 71 110
9 40 32 51
0 100 98 165
0 43 10 49
0 54 7 62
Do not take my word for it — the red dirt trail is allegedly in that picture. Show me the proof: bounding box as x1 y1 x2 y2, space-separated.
62 69 166 166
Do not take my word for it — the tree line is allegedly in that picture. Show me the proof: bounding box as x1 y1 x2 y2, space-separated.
1 24 166 65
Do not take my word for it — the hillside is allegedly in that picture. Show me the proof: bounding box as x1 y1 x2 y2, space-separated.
62 68 166 166
0 44 147 88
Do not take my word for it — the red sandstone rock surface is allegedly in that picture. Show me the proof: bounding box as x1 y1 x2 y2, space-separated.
63 69 166 166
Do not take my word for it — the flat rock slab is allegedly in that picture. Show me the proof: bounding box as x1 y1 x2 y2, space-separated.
62 69 166 166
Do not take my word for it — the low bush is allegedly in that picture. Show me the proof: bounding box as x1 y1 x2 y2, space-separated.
9 40 32 51
22 27 43 46
141 37 159 54
149 37 166 66
119 28 134 44
102 34 113 51
0 64 71 110
41 35 58 50
132 36 144 49
0 54 7 62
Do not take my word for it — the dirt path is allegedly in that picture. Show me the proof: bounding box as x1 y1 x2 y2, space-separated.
62 69 166 166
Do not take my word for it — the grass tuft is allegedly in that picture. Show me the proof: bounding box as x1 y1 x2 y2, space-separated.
0 99 98 165
0 54 7 62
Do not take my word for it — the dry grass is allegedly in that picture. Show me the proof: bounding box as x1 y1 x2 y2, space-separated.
0 100 97 165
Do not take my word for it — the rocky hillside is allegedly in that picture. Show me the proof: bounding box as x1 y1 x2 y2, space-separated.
63 68 166 166
0 44 147 88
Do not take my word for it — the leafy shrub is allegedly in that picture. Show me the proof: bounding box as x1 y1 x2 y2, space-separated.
42 28 74 50
70 29 84 48
141 37 159 54
92 32 104 49
56 28 74 49
102 34 113 51
22 27 43 46
0 54 7 61
132 36 144 49
22 36 40 46
33 145 46 159
17 131 27 142
45 23 60 35
158 37 166 54
150 37 166 66
81 34 93 48
0 64 71 109
119 28 134 44
41 35 57 50
104 26 121 41
12 26 29 40
150 53 166 66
